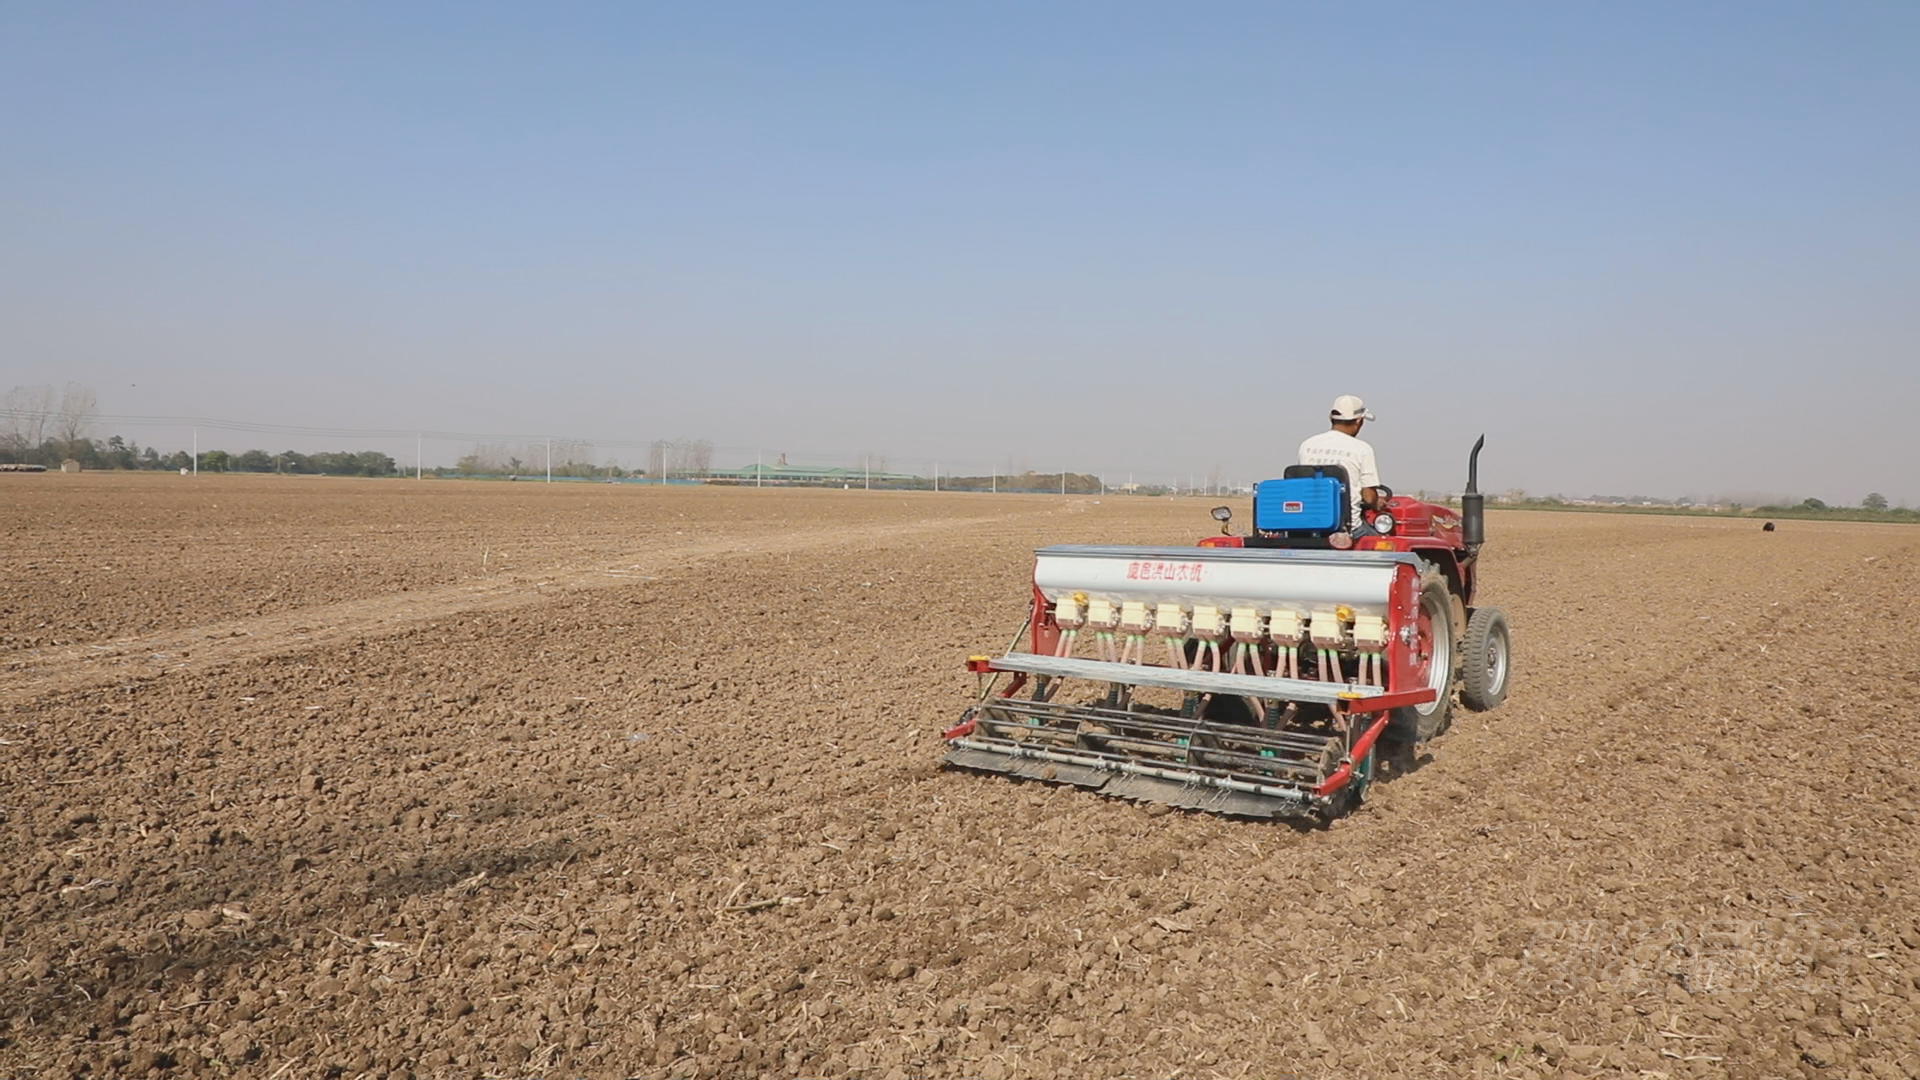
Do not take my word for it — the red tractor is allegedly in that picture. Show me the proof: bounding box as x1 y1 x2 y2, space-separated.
945 437 1511 819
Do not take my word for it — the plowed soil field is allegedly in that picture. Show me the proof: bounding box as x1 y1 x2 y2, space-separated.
4 473 1917 1080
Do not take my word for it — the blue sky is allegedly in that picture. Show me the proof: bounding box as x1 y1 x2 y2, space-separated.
3 2 1916 502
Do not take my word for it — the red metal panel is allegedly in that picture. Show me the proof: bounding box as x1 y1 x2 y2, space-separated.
1383 495 1434 537
1027 584 1060 657
1385 560 1422 693
1337 687 1437 711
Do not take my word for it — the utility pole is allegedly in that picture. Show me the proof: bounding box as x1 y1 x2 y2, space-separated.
192 426 198 475
545 439 552 483
416 434 422 480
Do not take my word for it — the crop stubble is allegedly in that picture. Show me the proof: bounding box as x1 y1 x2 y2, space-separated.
2 473 1917 1079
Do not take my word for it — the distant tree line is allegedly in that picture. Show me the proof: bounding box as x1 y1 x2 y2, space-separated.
1488 489 1917 524
925 471 1105 494
2 382 96 462
450 439 634 479
1748 493 1917 523
1 434 399 476
10 381 1911 510
199 449 399 476
3 382 398 475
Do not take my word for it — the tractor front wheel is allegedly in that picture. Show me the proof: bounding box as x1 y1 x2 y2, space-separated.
1460 606 1512 711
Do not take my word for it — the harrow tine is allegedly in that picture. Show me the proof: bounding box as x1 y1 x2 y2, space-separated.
967 697 1343 789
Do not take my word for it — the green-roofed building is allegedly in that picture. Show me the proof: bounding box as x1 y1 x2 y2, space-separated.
702 463 923 486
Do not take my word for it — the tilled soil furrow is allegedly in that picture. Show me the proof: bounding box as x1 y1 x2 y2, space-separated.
4 485 1917 1079
0 506 1067 709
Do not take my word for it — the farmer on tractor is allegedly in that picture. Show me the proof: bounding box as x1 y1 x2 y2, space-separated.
1298 394 1384 535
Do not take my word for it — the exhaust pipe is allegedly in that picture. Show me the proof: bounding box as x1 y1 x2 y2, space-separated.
1461 435 1486 548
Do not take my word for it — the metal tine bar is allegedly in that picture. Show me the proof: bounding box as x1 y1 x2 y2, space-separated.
1039 726 1327 769
970 730 1332 775
1094 745 1324 780
970 720 1332 766
981 701 1337 755
949 735 1318 804
980 697 1227 729
957 741 1326 793
964 721 1333 777
959 735 1297 784
965 737 1327 782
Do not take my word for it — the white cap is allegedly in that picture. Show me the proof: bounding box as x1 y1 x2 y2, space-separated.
1330 394 1375 422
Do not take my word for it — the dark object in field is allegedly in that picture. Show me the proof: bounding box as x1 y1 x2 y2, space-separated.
1762 522 1776 532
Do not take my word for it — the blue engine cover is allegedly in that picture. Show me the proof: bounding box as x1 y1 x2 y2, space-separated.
1254 476 1344 532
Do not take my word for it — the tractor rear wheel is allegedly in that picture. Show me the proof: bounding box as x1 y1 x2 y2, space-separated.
1460 606 1511 711
1388 564 1456 745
